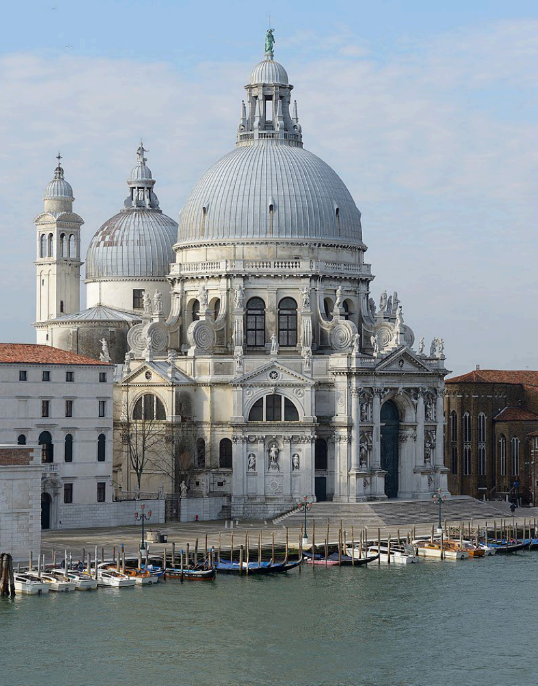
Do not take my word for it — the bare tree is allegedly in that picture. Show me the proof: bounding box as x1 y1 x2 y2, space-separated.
122 416 167 491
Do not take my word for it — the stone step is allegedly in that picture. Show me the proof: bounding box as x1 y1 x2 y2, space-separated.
280 497 520 530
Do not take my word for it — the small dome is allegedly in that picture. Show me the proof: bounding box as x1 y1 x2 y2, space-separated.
86 209 177 279
130 161 153 181
250 58 288 85
44 162 73 200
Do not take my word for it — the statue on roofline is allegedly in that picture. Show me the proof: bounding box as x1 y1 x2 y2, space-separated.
265 29 275 56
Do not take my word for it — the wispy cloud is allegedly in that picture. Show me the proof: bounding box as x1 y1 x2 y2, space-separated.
1 20 537 374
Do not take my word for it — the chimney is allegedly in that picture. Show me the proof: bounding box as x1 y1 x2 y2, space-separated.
476 365 480 370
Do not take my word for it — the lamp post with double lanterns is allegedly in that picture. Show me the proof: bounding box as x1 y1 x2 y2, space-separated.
297 495 312 545
432 488 446 534
134 503 152 551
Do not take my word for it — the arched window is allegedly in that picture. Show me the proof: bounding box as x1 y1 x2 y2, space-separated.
248 394 299 421
246 297 265 347
278 297 297 347
97 434 106 462
40 234 47 258
64 434 73 462
324 298 333 320
213 298 221 320
192 299 200 322
478 413 487 476
48 233 54 257
450 411 458 474
342 300 350 321
69 234 76 258
315 438 328 470
219 438 233 469
60 233 66 257
17 434 26 445
196 438 206 468
463 412 471 443
499 435 507 476
39 431 53 463
511 437 520 476
133 394 166 421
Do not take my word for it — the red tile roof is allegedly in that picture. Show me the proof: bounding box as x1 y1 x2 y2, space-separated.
494 407 538 422
527 430 538 437
0 344 111 366
447 370 538 386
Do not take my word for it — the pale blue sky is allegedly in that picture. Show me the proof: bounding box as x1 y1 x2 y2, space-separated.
1 1 538 375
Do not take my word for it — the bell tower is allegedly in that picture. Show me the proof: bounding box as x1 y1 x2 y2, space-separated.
34 155 84 340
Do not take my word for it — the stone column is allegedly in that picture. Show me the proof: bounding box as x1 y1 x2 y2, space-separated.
416 391 425 466
372 389 382 469
350 387 361 471
435 391 444 466
283 436 292 497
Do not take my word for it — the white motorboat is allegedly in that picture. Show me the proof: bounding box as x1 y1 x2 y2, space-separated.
14 573 50 595
36 572 76 592
96 566 136 588
361 543 419 564
64 570 98 590
413 539 469 560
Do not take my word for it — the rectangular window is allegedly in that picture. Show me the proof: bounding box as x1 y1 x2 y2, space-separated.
266 394 281 421
64 483 73 504
65 400 73 418
66 371 74 382
133 289 144 309
19 370 27 381
41 400 50 418
99 372 107 383
97 482 106 502
42 370 50 382
98 400 106 417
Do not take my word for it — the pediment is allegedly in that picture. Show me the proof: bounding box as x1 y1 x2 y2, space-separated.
375 346 434 374
233 361 314 387
121 360 194 386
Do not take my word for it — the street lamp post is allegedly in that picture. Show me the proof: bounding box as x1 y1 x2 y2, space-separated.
134 503 152 551
297 495 312 544
432 488 446 534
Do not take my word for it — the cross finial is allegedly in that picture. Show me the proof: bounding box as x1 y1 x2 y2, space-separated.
56 152 62 164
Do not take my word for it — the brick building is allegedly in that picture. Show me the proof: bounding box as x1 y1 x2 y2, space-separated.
444 369 538 504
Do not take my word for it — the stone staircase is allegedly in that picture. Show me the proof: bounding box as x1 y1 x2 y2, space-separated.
278 497 517 530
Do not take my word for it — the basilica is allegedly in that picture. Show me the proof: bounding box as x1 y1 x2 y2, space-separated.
33 35 449 518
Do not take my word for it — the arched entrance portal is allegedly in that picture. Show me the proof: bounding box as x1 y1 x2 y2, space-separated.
41 492 52 529
381 401 399 498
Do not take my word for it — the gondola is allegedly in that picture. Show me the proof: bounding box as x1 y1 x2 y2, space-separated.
165 566 217 581
215 558 301 575
487 540 528 553
303 551 379 566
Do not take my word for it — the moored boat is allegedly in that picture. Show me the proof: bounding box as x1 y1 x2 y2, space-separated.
215 558 301 575
360 543 419 564
487 540 527 553
165 566 217 581
414 539 469 560
95 566 136 587
64 570 98 590
14 573 50 595
32 572 76 591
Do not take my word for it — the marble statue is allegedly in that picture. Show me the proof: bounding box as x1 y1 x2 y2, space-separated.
303 346 312 370
234 345 243 370
351 332 360 354
153 290 163 314
301 286 310 309
143 292 152 315
269 444 279 471
418 337 424 355
248 453 256 471
436 338 444 356
99 338 111 362
387 295 393 313
234 285 244 308
198 285 209 309
369 297 376 317
292 453 300 471
430 339 436 357
124 351 132 374
371 334 379 356
270 333 279 355
392 291 400 314
379 290 388 312
335 285 343 309
180 481 187 498
167 348 177 366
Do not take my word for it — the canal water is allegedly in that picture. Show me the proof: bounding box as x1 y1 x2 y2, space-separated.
2 553 537 686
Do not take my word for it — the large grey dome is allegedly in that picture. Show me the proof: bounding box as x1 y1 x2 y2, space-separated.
86 209 177 279
177 143 363 245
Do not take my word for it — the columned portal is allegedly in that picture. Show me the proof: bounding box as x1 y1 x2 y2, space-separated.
381 401 399 498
